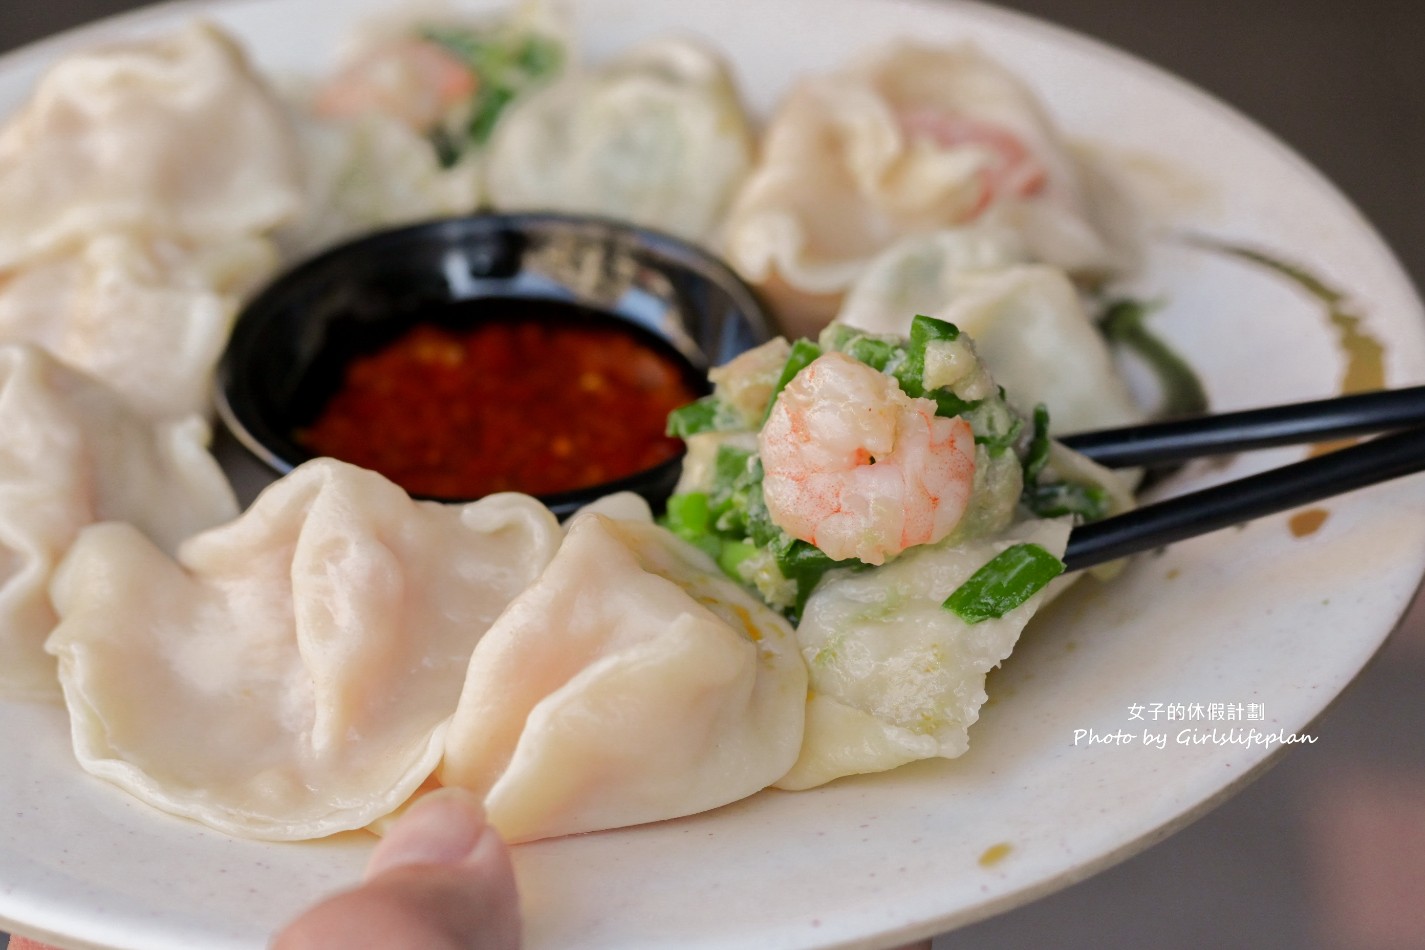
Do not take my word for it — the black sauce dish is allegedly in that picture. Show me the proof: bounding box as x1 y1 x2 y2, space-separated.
215 212 773 517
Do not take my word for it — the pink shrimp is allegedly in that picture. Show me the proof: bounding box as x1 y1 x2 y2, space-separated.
758 352 976 566
315 38 478 132
898 109 1048 220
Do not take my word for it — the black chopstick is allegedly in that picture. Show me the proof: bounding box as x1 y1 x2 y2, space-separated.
1060 384 1425 467
1062 424 1425 571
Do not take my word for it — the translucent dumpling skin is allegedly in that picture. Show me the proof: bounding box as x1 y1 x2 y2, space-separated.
0 233 276 420
485 38 754 245
0 344 235 699
45 460 561 840
440 511 807 843
839 242 1146 434
277 2 570 255
0 22 302 269
776 518 1072 790
276 110 485 259
721 41 1138 337
0 22 298 418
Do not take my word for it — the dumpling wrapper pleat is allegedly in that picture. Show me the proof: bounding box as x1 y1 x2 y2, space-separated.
0 22 302 270
0 233 277 420
45 459 561 840
0 22 298 419
440 512 808 843
0 344 235 699
484 37 754 246
721 42 1139 336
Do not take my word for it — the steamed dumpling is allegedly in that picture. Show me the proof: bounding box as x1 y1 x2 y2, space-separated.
45 459 561 840
440 510 807 843
777 518 1071 790
484 38 754 245
0 22 296 417
0 233 276 419
721 42 1138 337
835 226 1029 323
0 344 236 699
0 22 302 269
839 238 1145 433
275 111 485 259
280 4 568 256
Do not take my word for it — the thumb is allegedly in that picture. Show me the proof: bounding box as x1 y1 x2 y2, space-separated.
364 787 504 878
273 788 521 950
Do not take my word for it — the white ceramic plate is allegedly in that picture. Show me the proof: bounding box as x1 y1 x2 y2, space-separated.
3 1 1425 948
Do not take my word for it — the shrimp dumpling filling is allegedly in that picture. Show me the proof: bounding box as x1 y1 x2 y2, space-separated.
280 6 566 256
720 41 1138 337
665 315 1133 786
759 351 977 566
839 241 1147 434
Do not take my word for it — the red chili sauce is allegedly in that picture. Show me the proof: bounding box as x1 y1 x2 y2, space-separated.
296 299 704 499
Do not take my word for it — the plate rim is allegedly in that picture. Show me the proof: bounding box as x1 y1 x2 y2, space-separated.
2 1 1424 948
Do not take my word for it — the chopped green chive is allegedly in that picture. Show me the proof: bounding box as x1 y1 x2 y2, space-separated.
843 336 899 372
1024 482 1112 521
895 314 960 396
1098 298 1208 419
717 540 760 578
762 339 823 420
910 313 961 345
775 539 848 616
1023 404 1052 483
711 444 754 488
664 492 711 538
928 389 980 420
821 324 908 374
943 543 1066 623
666 395 724 438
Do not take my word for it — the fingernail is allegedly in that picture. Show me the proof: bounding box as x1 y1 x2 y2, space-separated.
365 787 489 879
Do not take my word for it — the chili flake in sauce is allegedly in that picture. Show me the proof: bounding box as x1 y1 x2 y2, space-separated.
297 300 704 499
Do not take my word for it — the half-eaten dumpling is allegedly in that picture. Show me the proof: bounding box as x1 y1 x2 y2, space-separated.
45 459 561 840
440 510 807 842
776 518 1071 790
